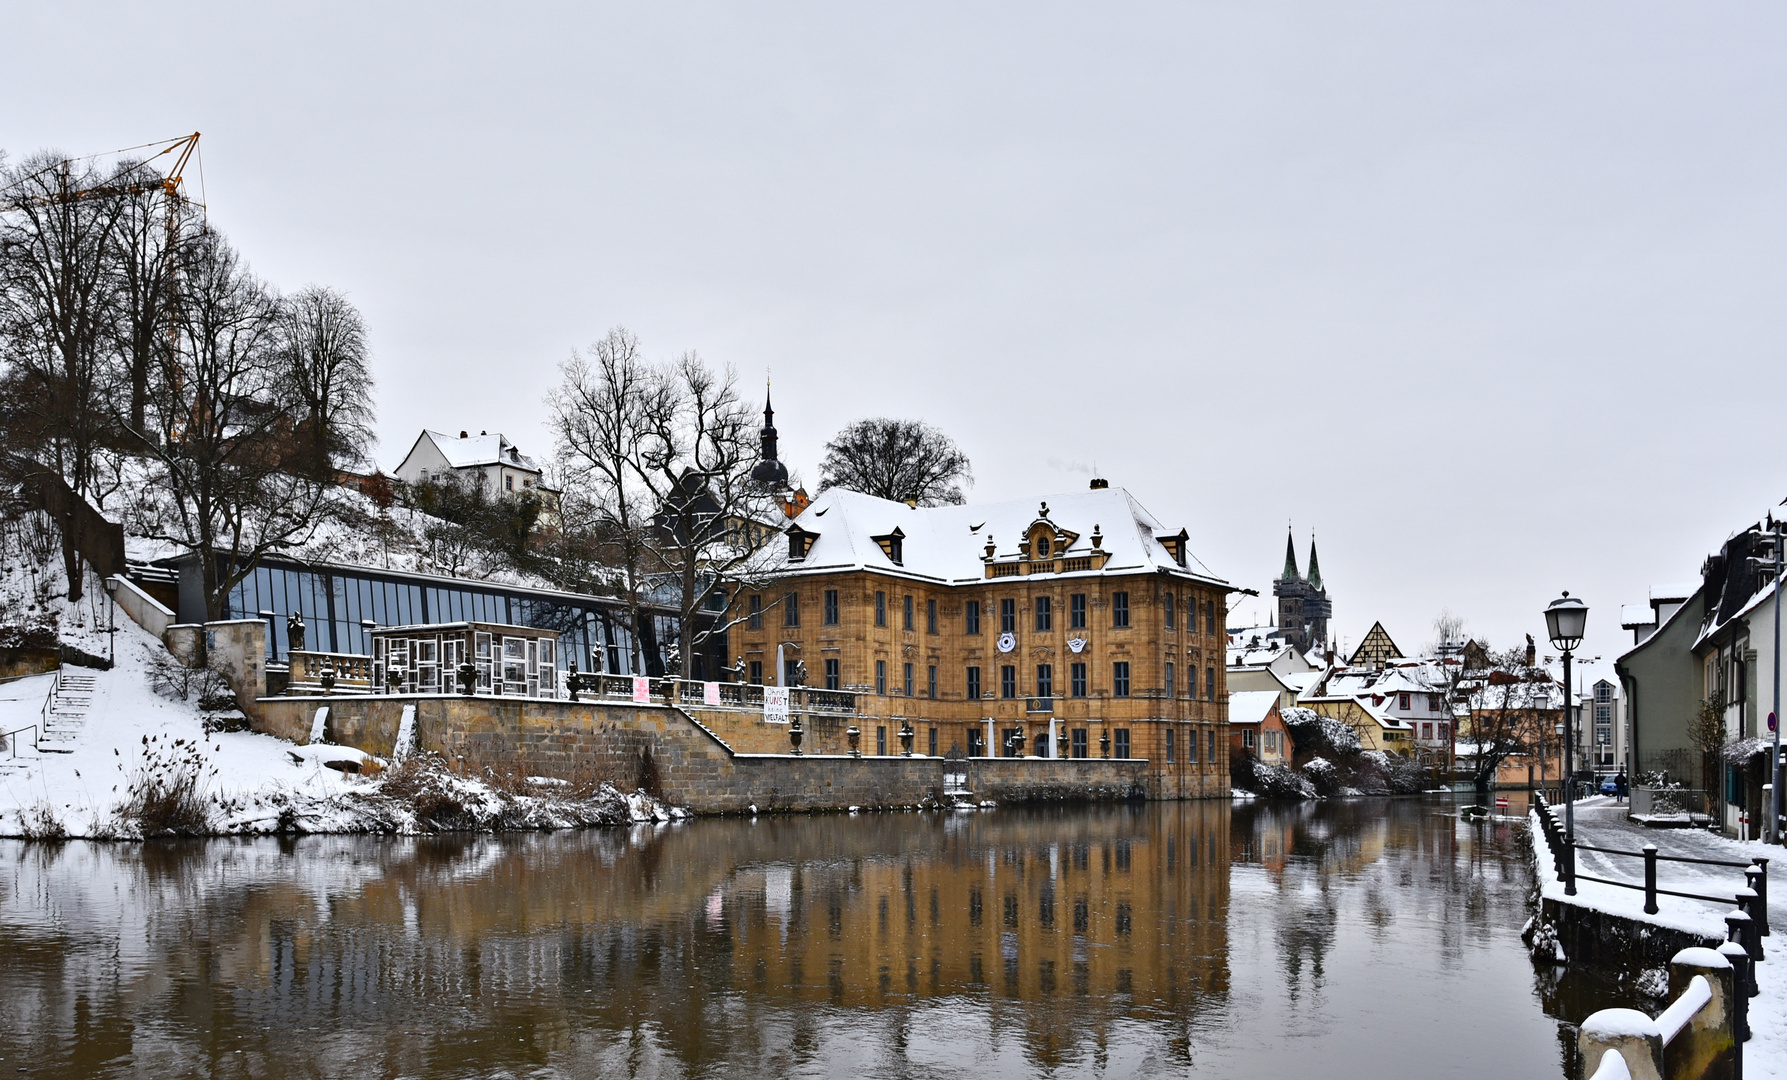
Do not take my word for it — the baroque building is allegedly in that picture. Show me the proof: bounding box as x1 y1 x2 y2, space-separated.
1271 530 1331 653
730 460 1234 798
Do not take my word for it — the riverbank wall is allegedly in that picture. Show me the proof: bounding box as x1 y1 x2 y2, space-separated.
1522 813 1721 972
255 694 1155 813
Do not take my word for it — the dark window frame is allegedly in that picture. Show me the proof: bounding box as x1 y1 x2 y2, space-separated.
875 591 887 627
1000 664 1017 699
823 589 839 626
1070 593 1087 630
1113 661 1131 697
1111 591 1130 628
1071 662 1087 698
965 600 981 635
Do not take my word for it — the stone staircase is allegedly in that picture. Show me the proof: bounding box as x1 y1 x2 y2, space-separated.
37 670 99 754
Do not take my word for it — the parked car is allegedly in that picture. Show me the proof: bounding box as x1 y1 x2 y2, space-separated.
1598 777 1619 796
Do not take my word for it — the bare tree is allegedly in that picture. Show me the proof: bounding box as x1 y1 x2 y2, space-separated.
1427 608 1467 655
1687 696 1726 794
549 327 658 673
0 152 132 600
131 229 331 620
107 159 194 436
1459 644 1560 798
635 351 781 679
818 417 972 506
277 285 374 475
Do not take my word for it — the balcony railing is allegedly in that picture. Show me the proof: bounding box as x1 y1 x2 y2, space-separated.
569 674 860 716
287 651 375 692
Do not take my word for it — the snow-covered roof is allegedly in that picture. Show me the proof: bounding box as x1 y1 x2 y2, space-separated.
1620 603 1658 628
425 430 541 473
1650 582 1698 603
1227 690 1280 727
769 486 1228 587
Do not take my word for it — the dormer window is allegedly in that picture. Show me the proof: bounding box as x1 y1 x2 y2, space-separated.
1158 528 1189 567
1036 535 1051 559
871 527 905 566
787 524 818 560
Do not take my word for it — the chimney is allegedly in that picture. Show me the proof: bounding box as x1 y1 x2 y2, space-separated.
460 430 468 439
1089 477 1109 490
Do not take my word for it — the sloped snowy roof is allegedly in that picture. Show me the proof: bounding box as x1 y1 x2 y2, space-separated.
1620 604 1658 628
769 486 1228 587
1228 690 1280 727
425 430 541 472
1650 582 1698 603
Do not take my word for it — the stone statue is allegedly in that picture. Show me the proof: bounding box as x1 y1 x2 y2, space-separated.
287 612 306 653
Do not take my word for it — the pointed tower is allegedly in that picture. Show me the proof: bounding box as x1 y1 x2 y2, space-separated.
749 388 790 492
1304 535 1332 649
1282 528 1301 581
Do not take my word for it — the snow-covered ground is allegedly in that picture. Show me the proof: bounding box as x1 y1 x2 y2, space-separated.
0 592 672 838
1529 798 1782 1078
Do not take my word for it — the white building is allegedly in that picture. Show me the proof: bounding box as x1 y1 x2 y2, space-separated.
392 430 559 508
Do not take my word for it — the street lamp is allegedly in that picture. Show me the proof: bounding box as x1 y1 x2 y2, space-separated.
1545 591 1588 894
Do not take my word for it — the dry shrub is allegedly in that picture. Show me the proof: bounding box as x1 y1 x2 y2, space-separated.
19 803 66 841
117 735 214 836
379 754 473 830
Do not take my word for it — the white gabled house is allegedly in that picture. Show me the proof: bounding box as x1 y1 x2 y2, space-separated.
392 429 560 509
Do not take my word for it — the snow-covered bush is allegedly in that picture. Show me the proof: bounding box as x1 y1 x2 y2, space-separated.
1281 707 1362 758
1300 756 1341 797
1247 758 1317 799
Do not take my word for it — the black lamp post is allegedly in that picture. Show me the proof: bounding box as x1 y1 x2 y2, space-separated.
1545 591 1588 895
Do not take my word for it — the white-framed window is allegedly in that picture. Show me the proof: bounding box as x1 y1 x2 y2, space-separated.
502 637 527 694
1243 728 1256 750
416 637 441 692
475 632 493 691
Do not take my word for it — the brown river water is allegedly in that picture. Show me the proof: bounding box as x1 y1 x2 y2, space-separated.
0 798 1634 1079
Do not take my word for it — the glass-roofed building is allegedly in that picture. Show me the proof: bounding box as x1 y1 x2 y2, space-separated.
158 552 722 680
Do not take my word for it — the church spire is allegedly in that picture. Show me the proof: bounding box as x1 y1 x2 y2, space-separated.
749 383 790 491
1307 535 1323 591
1281 527 1300 581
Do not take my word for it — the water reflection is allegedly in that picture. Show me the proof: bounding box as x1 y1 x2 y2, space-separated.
1 801 1589 1078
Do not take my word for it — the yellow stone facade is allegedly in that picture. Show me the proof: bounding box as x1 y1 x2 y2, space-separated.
729 488 1233 798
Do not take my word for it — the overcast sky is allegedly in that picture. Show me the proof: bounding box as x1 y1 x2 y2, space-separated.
7 3 1784 665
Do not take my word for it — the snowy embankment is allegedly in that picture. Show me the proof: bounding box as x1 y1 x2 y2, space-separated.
1527 803 1782 1078
0 610 677 839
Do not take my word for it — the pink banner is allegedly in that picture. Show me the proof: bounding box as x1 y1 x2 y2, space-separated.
632 676 652 704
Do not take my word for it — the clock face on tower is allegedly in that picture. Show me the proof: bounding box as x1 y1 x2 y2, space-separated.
996 632 1017 654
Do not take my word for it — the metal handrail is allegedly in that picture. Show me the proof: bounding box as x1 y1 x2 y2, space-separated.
1 724 38 757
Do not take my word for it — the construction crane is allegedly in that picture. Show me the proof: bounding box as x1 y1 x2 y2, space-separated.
1 133 203 435
1 132 201 214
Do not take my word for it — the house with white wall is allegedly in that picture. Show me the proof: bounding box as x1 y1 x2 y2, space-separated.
392 430 560 510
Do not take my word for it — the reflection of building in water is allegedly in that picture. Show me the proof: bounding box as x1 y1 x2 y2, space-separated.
0 809 1232 1078
717 806 1232 1016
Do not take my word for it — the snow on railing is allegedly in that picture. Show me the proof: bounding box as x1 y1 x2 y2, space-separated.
1577 948 1741 1080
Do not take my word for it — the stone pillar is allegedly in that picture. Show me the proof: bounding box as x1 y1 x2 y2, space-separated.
1664 947 1735 1080
1577 1010 1662 1080
203 619 268 720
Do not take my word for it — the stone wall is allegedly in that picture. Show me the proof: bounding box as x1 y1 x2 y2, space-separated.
255 694 1160 813
107 574 175 640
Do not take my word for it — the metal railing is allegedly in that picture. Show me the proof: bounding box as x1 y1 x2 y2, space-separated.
1631 786 1713 821
0 724 37 757
1534 793 1769 932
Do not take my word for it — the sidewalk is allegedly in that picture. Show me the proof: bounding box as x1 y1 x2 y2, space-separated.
1569 795 1781 932
1532 795 1782 1078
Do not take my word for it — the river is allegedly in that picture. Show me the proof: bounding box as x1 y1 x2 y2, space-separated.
0 798 1634 1079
